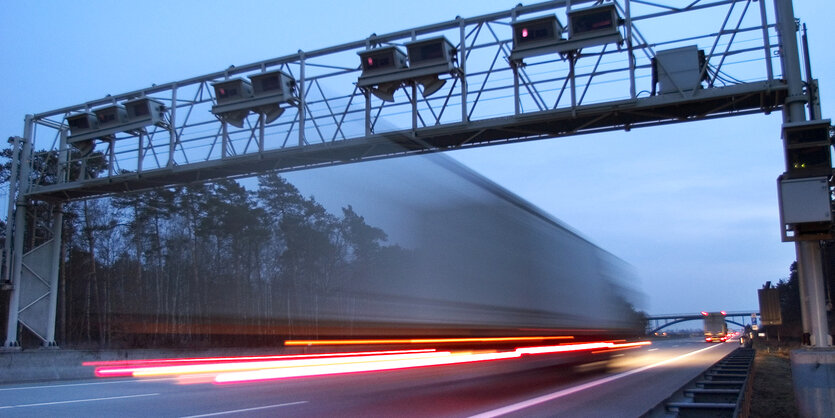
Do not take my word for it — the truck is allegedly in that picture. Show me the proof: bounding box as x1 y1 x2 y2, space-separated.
111 153 646 347
702 311 728 342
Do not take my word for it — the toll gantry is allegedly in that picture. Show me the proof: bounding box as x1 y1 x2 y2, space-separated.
13 0 794 203
4 0 831 351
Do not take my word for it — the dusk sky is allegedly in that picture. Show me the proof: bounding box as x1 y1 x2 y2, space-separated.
2 0 834 317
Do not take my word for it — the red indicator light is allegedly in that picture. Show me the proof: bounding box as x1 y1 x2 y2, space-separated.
521 28 529 38
701 311 709 316
367 57 374 66
720 311 727 316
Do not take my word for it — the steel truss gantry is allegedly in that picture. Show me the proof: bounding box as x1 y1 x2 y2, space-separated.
3 0 818 348
16 0 788 202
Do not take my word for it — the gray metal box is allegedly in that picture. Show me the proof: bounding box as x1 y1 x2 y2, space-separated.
508 15 564 61
512 15 563 51
94 105 128 129
66 112 98 136
358 47 408 78
406 36 456 72
567 3 621 43
250 70 295 101
655 45 703 94
212 78 253 105
780 176 832 224
124 98 165 125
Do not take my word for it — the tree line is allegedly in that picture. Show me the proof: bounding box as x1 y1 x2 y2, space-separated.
762 247 835 341
67 174 409 347
1 148 406 347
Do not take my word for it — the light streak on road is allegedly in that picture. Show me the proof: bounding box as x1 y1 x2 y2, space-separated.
214 350 523 384
87 349 437 377
215 341 651 384
83 340 652 385
284 336 574 346
101 351 448 378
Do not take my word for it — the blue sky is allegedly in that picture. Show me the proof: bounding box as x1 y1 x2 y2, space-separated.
2 0 834 316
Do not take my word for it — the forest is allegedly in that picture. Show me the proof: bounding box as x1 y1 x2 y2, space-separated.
0 147 414 347
762 251 835 340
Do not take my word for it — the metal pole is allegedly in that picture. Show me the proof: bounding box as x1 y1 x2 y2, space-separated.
258 113 265 153
44 205 63 348
570 53 577 109
59 129 68 184
412 83 418 134
800 24 817 121
626 0 636 99
168 84 177 167
795 243 812 340
298 50 306 147
511 8 520 116
365 90 372 136
3 136 21 284
774 0 830 348
221 122 229 158
107 140 115 177
775 0 807 120
4 115 34 348
759 0 774 83
137 132 145 174
459 17 468 124
44 129 68 347
513 63 520 115
797 243 830 347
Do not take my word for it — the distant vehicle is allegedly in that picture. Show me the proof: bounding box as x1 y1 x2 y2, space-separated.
702 311 728 342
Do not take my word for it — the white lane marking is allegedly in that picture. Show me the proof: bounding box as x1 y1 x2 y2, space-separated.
470 344 724 418
648 348 659 352
180 401 308 417
0 393 159 409
0 377 178 391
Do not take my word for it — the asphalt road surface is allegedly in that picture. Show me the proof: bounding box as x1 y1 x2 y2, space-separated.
0 338 738 417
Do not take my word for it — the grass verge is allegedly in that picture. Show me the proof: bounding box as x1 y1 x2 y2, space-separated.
746 339 798 418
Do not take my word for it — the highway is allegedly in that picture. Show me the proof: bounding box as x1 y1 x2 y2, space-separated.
0 338 738 417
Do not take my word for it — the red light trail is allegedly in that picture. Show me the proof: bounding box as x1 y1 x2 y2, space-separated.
283 336 574 346
84 340 651 384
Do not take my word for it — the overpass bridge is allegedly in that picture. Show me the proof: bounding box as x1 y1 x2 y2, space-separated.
3 0 827 349
647 311 759 335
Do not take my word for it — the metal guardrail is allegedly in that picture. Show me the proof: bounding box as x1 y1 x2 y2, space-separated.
645 347 755 418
